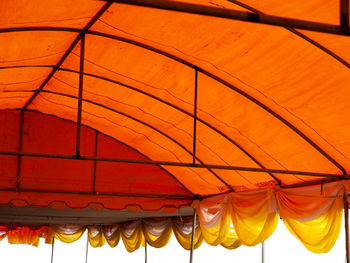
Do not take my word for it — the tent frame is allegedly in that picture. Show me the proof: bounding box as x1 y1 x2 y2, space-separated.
2 0 350 261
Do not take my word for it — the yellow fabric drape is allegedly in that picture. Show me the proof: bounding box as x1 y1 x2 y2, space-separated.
103 225 121 248
6 227 51 247
229 190 278 246
283 198 343 253
220 227 242 249
88 227 106 248
1 180 349 254
142 219 172 248
53 225 85 243
121 221 145 252
172 218 203 250
277 182 344 253
194 182 348 253
194 190 278 248
7 228 41 247
45 228 54 245
195 198 232 246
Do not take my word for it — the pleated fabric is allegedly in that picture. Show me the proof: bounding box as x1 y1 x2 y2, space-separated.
194 181 348 253
0 179 348 254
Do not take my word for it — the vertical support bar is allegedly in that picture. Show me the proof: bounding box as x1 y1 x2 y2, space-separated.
76 33 85 157
16 110 24 190
341 0 349 30
192 69 198 165
189 208 197 263
85 231 89 263
93 130 98 193
261 242 265 263
345 191 350 263
145 240 148 263
51 238 55 263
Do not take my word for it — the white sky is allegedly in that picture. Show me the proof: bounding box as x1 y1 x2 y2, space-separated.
0 218 346 263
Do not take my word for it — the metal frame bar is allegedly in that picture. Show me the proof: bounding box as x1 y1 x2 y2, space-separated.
76 33 85 157
145 240 148 263
107 0 350 36
0 27 80 34
16 110 24 190
51 238 55 263
0 150 343 178
93 131 98 194
85 232 89 263
0 188 192 200
1 29 345 176
192 69 198 166
189 208 196 263
345 190 350 263
341 0 350 30
282 178 338 189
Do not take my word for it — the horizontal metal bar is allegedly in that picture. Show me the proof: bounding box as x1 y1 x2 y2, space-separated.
0 151 344 178
109 0 350 36
280 178 339 189
0 188 192 200
0 27 81 33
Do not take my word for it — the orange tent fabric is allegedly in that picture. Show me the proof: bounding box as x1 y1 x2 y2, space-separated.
1 0 350 253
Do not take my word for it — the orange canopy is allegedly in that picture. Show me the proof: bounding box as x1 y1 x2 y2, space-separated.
1 0 350 220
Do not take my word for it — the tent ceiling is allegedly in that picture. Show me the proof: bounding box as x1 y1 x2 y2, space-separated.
1 0 350 217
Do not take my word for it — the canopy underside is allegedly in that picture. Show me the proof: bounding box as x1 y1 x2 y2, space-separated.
1 0 350 217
